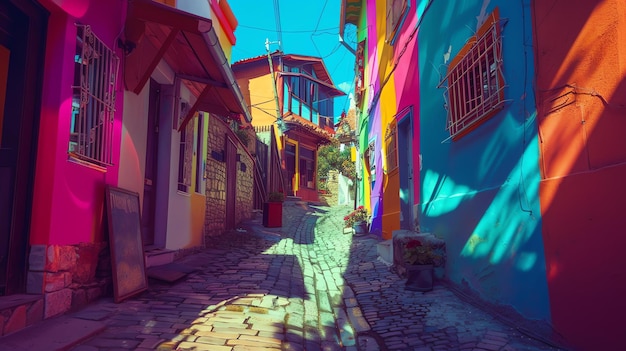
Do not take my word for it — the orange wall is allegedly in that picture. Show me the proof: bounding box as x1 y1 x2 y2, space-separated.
236 66 276 127
534 1 626 349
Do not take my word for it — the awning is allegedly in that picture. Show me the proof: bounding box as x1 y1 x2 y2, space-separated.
124 0 251 130
283 113 334 145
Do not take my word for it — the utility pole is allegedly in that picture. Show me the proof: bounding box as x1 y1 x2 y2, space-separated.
265 38 284 133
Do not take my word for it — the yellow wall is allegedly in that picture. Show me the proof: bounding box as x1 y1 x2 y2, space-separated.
189 112 209 248
375 0 400 239
245 73 277 127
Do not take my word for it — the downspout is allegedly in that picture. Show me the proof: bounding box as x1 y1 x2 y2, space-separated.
338 1 356 55
339 33 356 55
339 0 358 208
202 26 252 124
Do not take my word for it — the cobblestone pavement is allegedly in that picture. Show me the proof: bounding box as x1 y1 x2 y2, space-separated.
66 201 566 351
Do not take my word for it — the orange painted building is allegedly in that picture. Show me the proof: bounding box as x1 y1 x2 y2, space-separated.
233 52 345 202
533 1 626 349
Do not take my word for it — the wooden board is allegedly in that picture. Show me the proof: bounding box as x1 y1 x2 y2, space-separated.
105 186 148 303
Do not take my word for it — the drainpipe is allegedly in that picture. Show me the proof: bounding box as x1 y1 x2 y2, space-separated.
339 33 356 55
338 0 357 56
202 26 252 124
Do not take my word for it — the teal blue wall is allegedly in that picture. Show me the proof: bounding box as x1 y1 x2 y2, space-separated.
418 0 550 320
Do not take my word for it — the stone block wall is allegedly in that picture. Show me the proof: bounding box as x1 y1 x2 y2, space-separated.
26 242 110 319
205 119 228 236
205 117 254 239
0 297 43 336
323 170 340 206
235 144 254 225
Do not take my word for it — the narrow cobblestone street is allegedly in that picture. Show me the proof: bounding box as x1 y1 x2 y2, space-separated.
22 201 565 351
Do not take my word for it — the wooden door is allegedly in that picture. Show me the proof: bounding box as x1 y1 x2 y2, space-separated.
398 112 414 230
0 0 46 295
225 137 237 231
141 79 160 246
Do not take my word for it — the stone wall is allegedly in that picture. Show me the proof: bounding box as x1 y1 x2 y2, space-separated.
26 242 110 319
235 144 254 225
205 117 254 239
205 116 227 236
324 170 340 206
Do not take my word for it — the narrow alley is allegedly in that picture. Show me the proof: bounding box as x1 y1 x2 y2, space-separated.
1 200 564 351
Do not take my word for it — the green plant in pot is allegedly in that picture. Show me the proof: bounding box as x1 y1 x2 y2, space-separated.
402 239 440 292
343 206 368 228
403 239 437 265
268 191 285 203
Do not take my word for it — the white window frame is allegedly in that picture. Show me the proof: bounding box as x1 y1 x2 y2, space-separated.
177 108 193 193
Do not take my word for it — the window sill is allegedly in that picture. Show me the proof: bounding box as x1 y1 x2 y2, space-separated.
67 153 108 173
176 190 191 197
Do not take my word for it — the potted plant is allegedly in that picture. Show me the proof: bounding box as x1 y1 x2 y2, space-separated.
268 191 285 202
402 239 439 292
263 191 284 227
343 206 369 235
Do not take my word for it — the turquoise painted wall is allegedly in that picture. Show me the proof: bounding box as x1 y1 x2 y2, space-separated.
418 0 550 320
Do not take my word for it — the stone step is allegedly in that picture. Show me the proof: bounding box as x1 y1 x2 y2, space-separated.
0 294 43 337
376 239 393 265
144 248 175 268
0 314 105 351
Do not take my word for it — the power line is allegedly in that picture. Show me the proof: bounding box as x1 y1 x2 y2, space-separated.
313 0 329 33
330 49 349 77
238 24 337 33
273 0 282 52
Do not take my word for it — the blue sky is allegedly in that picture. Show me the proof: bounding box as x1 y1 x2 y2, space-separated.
229 0 356 119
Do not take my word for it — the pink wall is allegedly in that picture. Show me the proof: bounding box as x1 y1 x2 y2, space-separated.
391 4 420 208
31 0 126 245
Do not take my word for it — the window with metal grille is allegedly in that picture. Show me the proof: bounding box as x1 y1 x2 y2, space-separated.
178 109 194 193
386 0 408 43
354 40 365 105
195 113 205 194
70 24 119 166
442 9 504 141
385 121 398 172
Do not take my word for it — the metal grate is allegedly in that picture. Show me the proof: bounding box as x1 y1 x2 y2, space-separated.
444 19 504 139
385 121 398 172
69 24 119 166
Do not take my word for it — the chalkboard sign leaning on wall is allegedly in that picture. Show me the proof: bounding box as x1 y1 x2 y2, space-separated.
105 185 148 303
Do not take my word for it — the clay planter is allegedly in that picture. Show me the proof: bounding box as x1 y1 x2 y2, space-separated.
352 220 368 235
405 264 433 292
262 202 282 227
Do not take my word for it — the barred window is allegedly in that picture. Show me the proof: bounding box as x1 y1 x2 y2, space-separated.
385 121 398 172
70 24 119 166
443 9 504 140
354 40 365 105
178 107 194 193
386 0 408 43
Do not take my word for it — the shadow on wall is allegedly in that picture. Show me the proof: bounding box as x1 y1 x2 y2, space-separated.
534 0 626 349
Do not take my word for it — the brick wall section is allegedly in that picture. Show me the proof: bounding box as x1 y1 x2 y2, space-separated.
205 116 254 239
235 146 254 224
26 242 110 320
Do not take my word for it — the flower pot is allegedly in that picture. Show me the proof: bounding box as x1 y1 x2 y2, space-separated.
405 264 433 292
352 220 368 235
